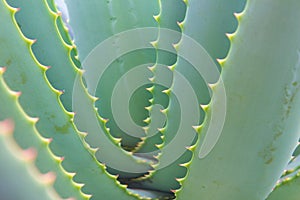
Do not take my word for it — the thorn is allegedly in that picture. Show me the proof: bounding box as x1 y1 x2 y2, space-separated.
155 143 163 149
179 162 187 168
168 64 176 71
192 125 202 133
170 189 177 193
79 69 85 75
11 91 22 97
177 21 184 30
57 90 64 95
176 176 186 182
148 65 155 72
225 32 234 41
162 89 171 95
182 0 189 5
112 137 122 143
200 104 209 111
44 137 53 144
172 43 180 52
148 77 155 82
0 119 14 135
41 172 56 185
149 98 154 104
22 148 37 162
153 14 160 22
216 58 226 67
143 117 151 123
146 86 154 92
234 12 243 20
65 171 76 178
99 116 108 123
91 95 99 101
159 108 165 114
0 67 6 74
45 65 52 70
79 131 87 137
157 127 166 133
160 108 168 114
90 147 99 153
67 111 75 117
103 118 109 123
32 39 37 44
143 128 149 136
208 82 218 90
28 117 39 123
145 106 152 111
186 144 196 151
74 181 85 189
150 40 158 48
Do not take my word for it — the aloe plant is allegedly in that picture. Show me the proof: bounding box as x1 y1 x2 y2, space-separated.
1 0 300 199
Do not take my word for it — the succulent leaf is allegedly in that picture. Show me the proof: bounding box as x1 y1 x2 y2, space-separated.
1 0 300 199
176 0 300 199
0 67 85 199
0 119 58 200
0 1 139 199
267 171 300 200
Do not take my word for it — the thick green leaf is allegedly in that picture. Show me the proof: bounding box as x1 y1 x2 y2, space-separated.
131 0 245 194
267 172 300 200
7 0 77 111
0 67 85 199
0 118 56 200
65 0 159 150
0 1 139 199
177 0 300 199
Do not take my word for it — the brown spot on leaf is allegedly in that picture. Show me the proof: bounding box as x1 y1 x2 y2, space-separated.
6 59 11 66
20 73 27 84
259 144 276 165
55 122 70 134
